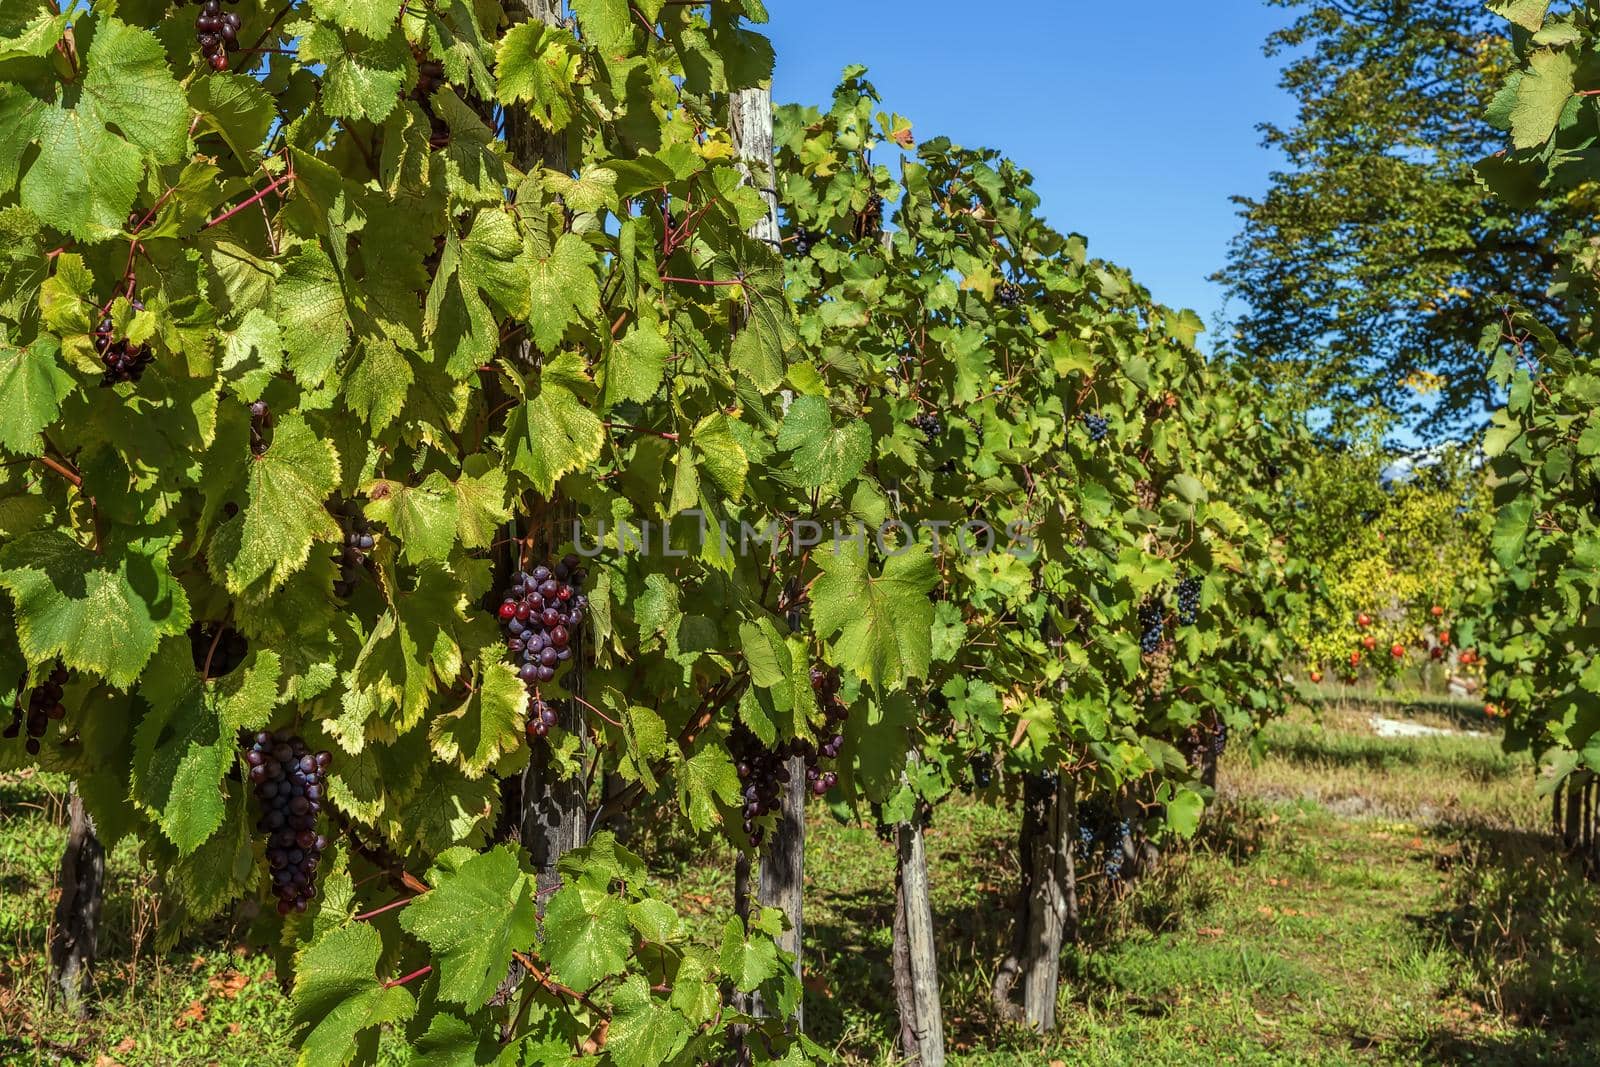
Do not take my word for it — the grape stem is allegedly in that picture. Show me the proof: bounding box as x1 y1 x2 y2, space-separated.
510 950 607 1017
352 896 416 922
382 965 432 989
35 453 81 489
569 693 623 729
203 165 296 231
602 422 678 442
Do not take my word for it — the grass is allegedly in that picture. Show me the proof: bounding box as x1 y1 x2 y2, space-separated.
3 701 1600 1064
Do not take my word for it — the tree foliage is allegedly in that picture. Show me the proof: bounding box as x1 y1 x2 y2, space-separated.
1219 0 1571 436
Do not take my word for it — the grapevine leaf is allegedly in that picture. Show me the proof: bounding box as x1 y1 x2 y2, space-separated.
495 22 580 130
776 394 870 489
607 975 691 1067
292 923 417 1066
0 333 70 456
133 640 281 852
525 232 599 351
294 20 410 123
367 473 458 563
675 740 741 832
80 18 189 163
505 352 604 495
429 653 528 778
344 338 414 433
811 541 936 690
400 846 537 1010
717 914 783 993
212 414 342 594
188 73 276 164
310 0 405 41
1511 48 1576 149
542 879 632 990
0 533 191 687
602 320 668 407
275 243 351 389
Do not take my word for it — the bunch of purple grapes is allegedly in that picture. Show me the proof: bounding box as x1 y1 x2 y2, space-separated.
730 668 847 846
998 282 1024 308
495 556 588 736
1177 577 1202 626
1138 596 1165 655
790 226 814 256
333 501 375 599
4 665 69 756
94 301 152 386
1211 719 1228 756
1083 414 1109 443
246 732 330 915
194 0 241 71
910 413 943 444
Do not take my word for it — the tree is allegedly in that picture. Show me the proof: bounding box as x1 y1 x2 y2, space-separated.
1218 0 1570 437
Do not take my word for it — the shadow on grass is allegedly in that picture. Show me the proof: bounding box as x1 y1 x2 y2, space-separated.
1409 819 1600 1058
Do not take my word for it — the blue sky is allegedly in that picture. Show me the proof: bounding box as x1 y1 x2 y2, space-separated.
768 1 1301 341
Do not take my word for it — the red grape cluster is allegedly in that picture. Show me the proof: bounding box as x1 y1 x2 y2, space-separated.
495 556 588 738
730 667 848 846
188 621 249 679
94 301 151 386
333 501 375 599
246 732 330 915
195 0 242 72
4 665 69 756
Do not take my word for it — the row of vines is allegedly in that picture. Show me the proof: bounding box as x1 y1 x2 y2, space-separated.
0 0 1439 1063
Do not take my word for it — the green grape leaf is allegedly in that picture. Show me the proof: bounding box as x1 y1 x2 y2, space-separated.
505 352 605 495
81 18 189 162
188 72 276 164
0 533 190 687
495 22 580 130
294 20 410 123
606 975 691 1067
292 923 417 1066
717 914 783 993
133 640 281 852
776 394 870 489
429 653 528 778
675 741 741 832
400 846 537 1010
542 879 632 991
811 541 936 690
0 333 70 456
366 473 459 563
525 232 599 351
344 338 414 433
1511 47 1576 149
212 414 343 594
602 320 668 407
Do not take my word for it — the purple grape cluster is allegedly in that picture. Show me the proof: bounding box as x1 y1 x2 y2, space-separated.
333 501 374 599
195 0 241 72
94 301 152 386
730 668 848 846
1177 577 1202 626
496 556 588 735
791 225 814 256
998 282 1024 308
1083 414 1109 442
1138 597 1165 655
246 732 330 916
910 413 943 444
4 665 69 757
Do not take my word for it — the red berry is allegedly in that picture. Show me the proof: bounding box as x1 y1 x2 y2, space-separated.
209 52 228 71
498 601 517 621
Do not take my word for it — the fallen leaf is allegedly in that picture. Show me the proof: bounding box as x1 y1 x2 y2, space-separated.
1197 927 1225 938
175 1000 206 1029
208 969 250 999
115 1038 137 1054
